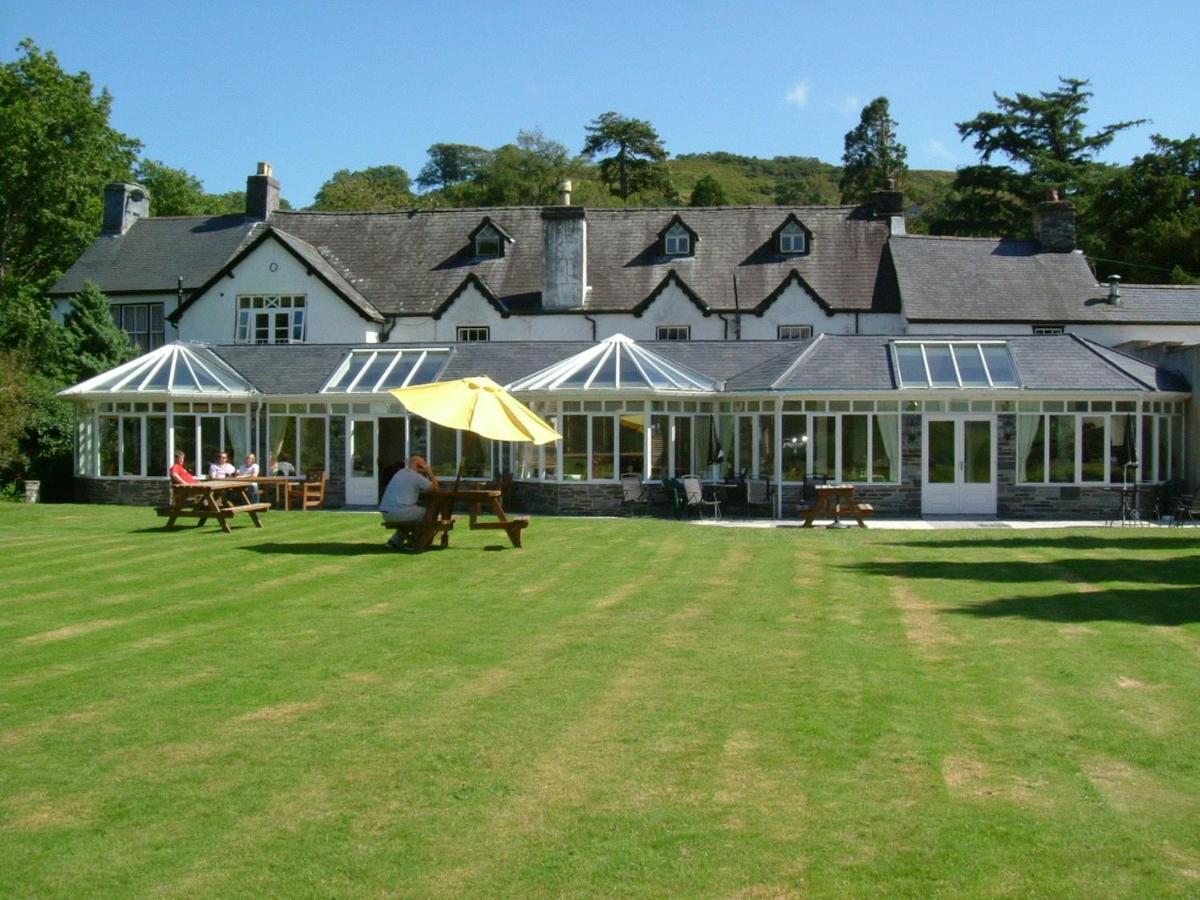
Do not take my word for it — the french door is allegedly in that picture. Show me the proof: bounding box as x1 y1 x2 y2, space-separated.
345 418 377 505
922 416 996 515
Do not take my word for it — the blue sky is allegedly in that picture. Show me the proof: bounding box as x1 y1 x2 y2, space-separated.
4 0 1196 207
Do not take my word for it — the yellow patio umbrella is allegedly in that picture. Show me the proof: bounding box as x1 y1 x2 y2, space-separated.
388 375 560 445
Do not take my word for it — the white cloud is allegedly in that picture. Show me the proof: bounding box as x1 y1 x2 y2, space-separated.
784 81 812 107
927 139 958 165
841 94 861 117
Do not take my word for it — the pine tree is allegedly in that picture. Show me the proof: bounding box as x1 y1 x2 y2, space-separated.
839 97 907 203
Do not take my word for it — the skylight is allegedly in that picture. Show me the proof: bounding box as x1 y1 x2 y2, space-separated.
507 334 717 392
321 349 450 393
60 342 256 398
893 341 1021 389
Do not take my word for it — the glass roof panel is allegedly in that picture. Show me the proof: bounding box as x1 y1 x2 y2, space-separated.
406 350 449 385
952 345 989 386
356 352 395 391
895 345 927 387
981 345 1020 387
506 334 717 393
893 341 1022 389
924 345 958 387
378 354 419 388
591 347 618 387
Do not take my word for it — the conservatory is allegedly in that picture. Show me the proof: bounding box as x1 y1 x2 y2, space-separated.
62 333 1189 518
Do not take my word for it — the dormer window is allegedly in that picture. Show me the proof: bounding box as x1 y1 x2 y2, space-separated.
469 217 513 259
779 222 807 254
657 215 698 258
664 223 690 256
475 226 501 258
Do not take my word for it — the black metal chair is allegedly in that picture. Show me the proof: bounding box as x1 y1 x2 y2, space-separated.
1171 494 1196 527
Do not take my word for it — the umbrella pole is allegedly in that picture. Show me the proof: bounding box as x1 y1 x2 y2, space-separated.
451 430 471 495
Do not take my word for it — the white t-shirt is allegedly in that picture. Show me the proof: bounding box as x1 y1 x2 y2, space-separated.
209 461 236 479
379 467 433 521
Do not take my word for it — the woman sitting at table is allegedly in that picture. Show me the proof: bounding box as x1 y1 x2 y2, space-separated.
379 455 440 550
170 451 198 485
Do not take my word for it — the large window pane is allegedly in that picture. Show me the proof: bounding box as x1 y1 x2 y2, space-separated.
841 415 869 482
1141 415 1153 481
1049 414 1075 483
1080 416 1105 482
350 420 374 478
592 416 615 479
718 416 735 479
781 415 807 482
673 417 692 479
562 415 587 479
1018 415 1045 482
429 422 457 476
462 435 490 478
543 416 559 480
100 416 119 476
269 415 295 473
300 418 327 472
618 415 644 476
737 416 753 476
121 417 142 476
173 414 196 474
1158 415 1170 480
812 416 836 479
1110 414 1135 484
200 417 222 473
872 415 899 482
695 416 714 478
146 416 167 477
1171 415 1184 480
757 414 774 477
650 415 669 479
964 420 992 484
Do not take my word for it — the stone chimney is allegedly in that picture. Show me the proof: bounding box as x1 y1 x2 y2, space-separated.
246 161 280 220
1034 197 1076 252
869 185 904 218
542 206 587 309
102 182 150 234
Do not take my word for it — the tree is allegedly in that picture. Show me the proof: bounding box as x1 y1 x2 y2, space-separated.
61 281 135 381
464 130 578 206
416 143 492 191
1084 134 1200 283
930 77 1144 237
689 175 729 206
134 159 207 216
310 165 413 211
582 111 673 200
839 97 907 203
0 40 141 286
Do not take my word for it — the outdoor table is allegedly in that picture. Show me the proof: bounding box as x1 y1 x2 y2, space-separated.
438 487 530 548
156 481 271 533
800 484 873 529
240 475 307 510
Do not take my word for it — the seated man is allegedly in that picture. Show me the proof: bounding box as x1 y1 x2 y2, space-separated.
270 455 296 476
170 450 198 485
379 455 440 550
208 451 236 480
236 453 260 502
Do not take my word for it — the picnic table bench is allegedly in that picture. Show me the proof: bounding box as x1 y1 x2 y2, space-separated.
798 484 874 528
156 481 271 533
381 487 528 552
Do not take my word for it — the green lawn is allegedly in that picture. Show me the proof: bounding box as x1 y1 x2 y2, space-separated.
2 505 1198 897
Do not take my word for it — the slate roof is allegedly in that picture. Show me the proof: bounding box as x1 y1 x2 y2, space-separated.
890 235 1200 324
205 334 1187 397
49 216 260 296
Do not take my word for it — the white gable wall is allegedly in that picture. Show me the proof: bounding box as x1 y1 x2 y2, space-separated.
178 240 380 344
429 286 592 341
605 282 724 340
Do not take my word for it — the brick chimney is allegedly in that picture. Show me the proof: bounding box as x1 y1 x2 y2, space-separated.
1034 197 1075 252
542 206 587 309
102 182 150 234
246 162 280 220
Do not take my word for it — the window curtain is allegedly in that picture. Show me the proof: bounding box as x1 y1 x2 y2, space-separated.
225 416 248 462
1016 415 1041 482
875 415 900 482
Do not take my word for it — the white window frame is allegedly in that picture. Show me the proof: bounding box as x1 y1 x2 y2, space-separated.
475 227 501 257
779 223 807 254
777 324 812 340
456 326 490 342
664 224 691 256
112 302 165 354
236 295 307 344
656 325 691 341
1032 325 1065 335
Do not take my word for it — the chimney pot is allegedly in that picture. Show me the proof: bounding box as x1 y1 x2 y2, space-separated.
560 179 572 206
1108 275 1122 304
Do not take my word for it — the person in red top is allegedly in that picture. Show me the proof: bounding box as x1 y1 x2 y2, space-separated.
170 450 198 485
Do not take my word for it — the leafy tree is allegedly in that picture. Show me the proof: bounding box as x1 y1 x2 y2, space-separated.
464 130 578 206
930 77 1144 237
689 175 729 206
311 165 413 211
1084 134 1200 283
416 143 492 191
134 159 207 216
840 97 907 203
0 39 141 286
582 111 674 200
0 349 32 478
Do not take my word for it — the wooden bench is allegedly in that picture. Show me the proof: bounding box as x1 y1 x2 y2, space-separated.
467 515 530 548
381 515 456 552
798 485 873 528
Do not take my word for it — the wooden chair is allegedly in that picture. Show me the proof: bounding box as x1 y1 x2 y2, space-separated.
287 469 327 510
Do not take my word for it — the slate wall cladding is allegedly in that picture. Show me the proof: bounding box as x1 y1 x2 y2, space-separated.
75 477 170 506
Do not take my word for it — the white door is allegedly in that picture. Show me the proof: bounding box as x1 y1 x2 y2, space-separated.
922 416 996 515
345 418 377 505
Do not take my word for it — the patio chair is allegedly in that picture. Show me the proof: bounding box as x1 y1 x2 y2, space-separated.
745 475 774 518
660 477 686 519
682 475 721 520
620 472 649 516
1153 479 1187 521
1171 494 1196 527
287 468 327 510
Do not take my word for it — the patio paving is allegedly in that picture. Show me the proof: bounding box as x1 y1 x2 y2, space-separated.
695 516 1176 530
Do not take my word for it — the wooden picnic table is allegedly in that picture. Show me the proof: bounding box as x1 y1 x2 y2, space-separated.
382 487 529 552
799 483 874 529
156 481 271 533
239 475 308 510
